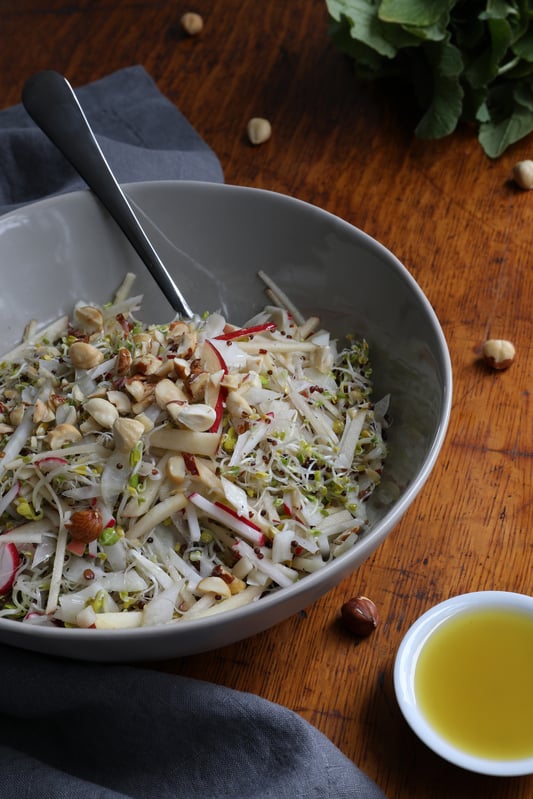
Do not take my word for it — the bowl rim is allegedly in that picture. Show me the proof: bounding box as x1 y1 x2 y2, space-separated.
0 181 453 649
394 590 533 776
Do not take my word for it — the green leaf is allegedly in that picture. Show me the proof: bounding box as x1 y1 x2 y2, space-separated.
328 17 394 73
325 0 533 156
478 103 533 158
464 18 513 89
512 29 533 61
461 83 489 122
513 80 533 111
326 0 367 23
475 99 491 123
431 36 463 77
400 20 451 42
479 1 519 21
415 79 463 137
452 16 485 53
378 0 452 28
326 0 398 57
500 58 533 80
415 73 463 138
415 39 464 138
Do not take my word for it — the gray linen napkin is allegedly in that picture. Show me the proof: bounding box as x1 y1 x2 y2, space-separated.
0 67 387 799
0 644 387 799
0 65 223 213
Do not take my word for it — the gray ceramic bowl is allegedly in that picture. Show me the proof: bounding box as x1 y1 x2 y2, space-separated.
0 181 452 661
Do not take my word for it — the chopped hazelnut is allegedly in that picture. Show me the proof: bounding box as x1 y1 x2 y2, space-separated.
68 341 104 370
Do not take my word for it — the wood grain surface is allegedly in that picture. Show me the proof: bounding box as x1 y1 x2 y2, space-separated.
2 2 533 797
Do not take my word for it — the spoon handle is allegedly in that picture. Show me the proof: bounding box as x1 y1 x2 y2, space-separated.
22 70 193 318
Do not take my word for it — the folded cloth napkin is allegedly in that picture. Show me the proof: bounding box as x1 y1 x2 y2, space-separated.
0 65 223 213
0 644 387 799
0 68 388 798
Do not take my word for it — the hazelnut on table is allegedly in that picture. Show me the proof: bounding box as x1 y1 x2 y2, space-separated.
247 117 272 145
481 339 515 370
181 12 203 35
512 160 533 190
341 595 380 637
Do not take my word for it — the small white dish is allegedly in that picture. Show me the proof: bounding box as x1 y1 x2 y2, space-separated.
394 591 533 776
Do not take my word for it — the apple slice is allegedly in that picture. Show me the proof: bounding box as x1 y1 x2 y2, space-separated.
201 340 228 432
201 339 228 373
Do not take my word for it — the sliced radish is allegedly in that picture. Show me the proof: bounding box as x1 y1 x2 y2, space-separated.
206 337 247 371
66 538 86 557
23 612 56 627
170 335 230 443
0 542 20 594
214 322 276 341
209 397 224 432
213 500 263 533
188 493 265 546
35 456 68 473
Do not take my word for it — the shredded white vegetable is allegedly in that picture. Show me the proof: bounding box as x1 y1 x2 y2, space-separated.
0 273 389 628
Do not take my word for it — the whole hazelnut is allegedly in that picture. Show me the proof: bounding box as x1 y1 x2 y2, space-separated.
513 160 533 190
66 508 104 543
481 339 515 370
341 595 380 637
181 12 203 35
247 117 272 145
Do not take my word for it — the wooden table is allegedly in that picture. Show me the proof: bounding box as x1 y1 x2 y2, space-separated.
2 2 532 797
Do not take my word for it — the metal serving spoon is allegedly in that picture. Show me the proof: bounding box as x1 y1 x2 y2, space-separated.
22 70 194 319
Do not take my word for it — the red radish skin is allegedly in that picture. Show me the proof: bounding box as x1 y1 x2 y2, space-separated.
214 322 276 341
188 493 265 546
209 387 226 432
213 501 263 532
203 340 228 432
66 539 87 557
0 542 20 594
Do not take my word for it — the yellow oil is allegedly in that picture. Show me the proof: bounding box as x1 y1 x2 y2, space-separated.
415 607 533 761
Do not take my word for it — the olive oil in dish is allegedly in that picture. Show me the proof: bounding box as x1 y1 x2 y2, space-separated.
415 607 533 761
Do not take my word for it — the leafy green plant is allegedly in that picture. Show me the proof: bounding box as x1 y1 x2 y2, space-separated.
325 0 533 157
